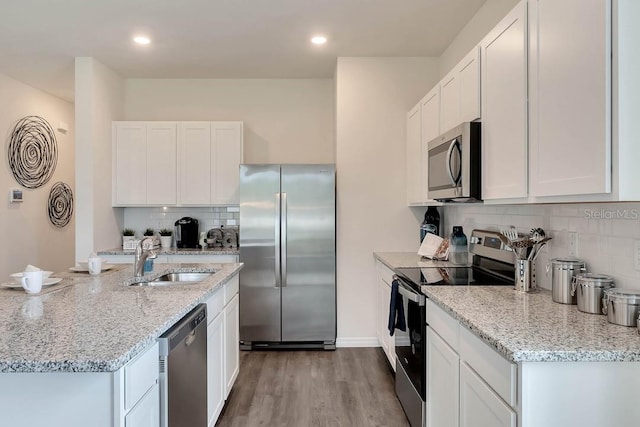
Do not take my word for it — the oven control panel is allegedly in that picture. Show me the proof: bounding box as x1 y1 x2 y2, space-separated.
469 229 515 265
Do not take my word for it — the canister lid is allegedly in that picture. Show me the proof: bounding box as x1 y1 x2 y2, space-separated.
603 288 640 302
550 257 586 269
574 273 614 287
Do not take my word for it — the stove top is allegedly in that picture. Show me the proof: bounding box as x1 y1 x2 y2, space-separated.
395 265 514 288
396 229 517 290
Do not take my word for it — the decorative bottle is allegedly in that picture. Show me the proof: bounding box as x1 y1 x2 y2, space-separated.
420 206 440 242
449 226 468 265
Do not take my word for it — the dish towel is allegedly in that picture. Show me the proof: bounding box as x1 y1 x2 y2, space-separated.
388 279 406 335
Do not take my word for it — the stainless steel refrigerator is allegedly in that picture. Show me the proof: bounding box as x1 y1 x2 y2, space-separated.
239 164 336 350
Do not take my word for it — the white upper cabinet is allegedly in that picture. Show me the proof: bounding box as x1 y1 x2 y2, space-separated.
211 122 243 205
480 0 528 201
459 47 481 123
113 122 177 206
179 122 212 205
147 123 178 205
406 103 423 205
406 88 442 206
440 47 481 135
113 121 243 207
440 70 461 134
178 122 243 206
421 86 441 144
529 0 612 198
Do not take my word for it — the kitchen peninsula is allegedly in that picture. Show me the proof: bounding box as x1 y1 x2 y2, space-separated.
0 261 242 427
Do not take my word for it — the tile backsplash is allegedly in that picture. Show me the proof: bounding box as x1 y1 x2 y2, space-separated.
443 202 640 291
123 206 240 235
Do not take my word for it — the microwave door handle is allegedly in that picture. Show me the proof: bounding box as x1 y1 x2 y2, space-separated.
446 139 458 186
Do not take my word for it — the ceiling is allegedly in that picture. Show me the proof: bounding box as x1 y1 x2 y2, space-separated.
0 0 486 101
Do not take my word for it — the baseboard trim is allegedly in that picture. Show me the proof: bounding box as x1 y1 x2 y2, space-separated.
335 337 380 348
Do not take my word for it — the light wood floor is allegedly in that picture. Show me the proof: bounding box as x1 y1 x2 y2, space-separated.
216 348 410 427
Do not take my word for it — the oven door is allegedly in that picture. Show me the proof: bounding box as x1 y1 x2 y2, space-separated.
394 278 426 427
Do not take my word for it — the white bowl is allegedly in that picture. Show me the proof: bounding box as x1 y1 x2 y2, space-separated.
10 271 53 280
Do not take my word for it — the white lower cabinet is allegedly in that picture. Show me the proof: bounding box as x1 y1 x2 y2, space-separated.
426 327 459 427
203 274 240 425
224 293 240 397
207 311 225 427
426 300 515 427
459 362 516 427
375 260 395 370
0 343 159 427
125 383 160 427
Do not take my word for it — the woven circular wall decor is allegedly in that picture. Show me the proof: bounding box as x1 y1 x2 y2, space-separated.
47 182 74 228
8 116 58 189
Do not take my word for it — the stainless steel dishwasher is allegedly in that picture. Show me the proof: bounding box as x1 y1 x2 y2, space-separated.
159 304 207 427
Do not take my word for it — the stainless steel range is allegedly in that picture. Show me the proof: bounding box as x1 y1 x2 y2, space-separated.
391 229 516 427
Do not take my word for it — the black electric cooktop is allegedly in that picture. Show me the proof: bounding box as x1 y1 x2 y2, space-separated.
395 258 515 289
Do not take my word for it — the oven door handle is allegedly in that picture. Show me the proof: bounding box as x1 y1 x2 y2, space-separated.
394 277 426 306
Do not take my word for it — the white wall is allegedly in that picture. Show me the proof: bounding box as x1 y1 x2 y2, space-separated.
335 57 439 345
75 58 125 261
0 73 75 277
438 0 520 77
445 202 640 291
124 79 335 164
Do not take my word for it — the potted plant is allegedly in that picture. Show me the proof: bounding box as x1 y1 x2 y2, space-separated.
122 228 136 250
122 228 135 242
143 228 155 237
159 228 173 249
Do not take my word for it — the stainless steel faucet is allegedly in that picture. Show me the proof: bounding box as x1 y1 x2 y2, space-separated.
134 237 158 277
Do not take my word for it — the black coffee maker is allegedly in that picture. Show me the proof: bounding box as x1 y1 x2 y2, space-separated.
174 217 199 248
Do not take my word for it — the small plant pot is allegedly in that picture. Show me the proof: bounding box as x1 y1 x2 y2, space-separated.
160 236 172 249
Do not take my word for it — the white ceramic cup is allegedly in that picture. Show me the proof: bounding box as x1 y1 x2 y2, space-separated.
21 271 44 294
88 257 102 276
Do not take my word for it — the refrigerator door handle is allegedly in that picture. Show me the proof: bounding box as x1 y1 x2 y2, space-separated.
281 192 288 287
275 192 281 287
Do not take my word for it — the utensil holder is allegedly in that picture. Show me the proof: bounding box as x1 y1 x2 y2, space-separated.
515 259 537 292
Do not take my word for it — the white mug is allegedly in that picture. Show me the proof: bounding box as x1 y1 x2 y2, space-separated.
88 257 102 276
21 271 44 294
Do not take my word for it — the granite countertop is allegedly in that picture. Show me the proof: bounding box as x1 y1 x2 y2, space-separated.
374 251 470 269
98 247 239 256
0 262 242 373
422 286 640 363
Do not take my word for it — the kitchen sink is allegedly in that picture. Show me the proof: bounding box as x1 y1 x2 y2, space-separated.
130 272 213 287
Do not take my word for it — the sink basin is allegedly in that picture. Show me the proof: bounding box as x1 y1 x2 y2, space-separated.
153 272 212 282
130 272 213 287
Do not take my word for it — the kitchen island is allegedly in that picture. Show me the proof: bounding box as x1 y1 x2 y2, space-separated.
0 262 242 427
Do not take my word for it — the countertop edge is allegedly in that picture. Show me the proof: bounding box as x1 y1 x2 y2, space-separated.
98 248 239 256
422 287 640 363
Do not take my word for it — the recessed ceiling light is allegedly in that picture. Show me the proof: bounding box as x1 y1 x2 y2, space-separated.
133 35 151 45
311 35 327 45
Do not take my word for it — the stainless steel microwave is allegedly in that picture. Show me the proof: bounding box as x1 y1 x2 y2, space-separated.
427 122 481 202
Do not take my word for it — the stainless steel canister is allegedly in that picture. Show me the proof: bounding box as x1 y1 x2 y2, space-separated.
547 258 586 304
571 273 614 314
602 288 640 327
